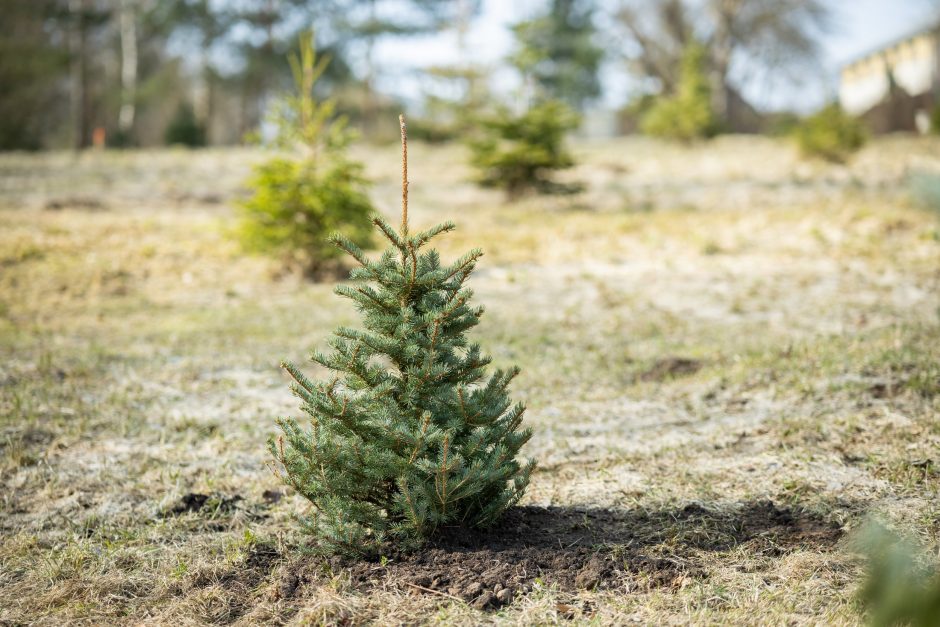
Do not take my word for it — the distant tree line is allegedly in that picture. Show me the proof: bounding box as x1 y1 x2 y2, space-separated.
0 0 834 150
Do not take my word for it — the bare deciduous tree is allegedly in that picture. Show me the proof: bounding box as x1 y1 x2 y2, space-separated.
616 0 830 130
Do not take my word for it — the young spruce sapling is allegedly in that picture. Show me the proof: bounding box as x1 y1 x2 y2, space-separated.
270 115 536 555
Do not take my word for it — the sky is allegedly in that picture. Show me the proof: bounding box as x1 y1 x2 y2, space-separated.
371 0 940 113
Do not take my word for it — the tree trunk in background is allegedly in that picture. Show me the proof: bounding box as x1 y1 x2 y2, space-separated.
361 0 377 134
456 0 470 51
195 63 214 144
118 0 138 139
710 0 737 129
456 0 474 101
240 0 277 138
70 0 90 150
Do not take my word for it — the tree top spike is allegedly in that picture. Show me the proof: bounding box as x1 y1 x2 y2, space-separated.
399 113 409 236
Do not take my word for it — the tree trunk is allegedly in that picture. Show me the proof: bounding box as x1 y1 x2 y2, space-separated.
118 0 138 139
196 63 214 144
362 0 377 134
456 0 474 103
710 0 738 129
69 0 90 150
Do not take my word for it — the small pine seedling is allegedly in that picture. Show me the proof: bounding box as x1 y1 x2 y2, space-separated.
270 115 536 555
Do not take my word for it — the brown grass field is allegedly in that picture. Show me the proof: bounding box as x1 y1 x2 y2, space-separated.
1 135 939 625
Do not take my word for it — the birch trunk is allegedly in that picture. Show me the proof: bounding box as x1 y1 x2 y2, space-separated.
69 0 89 150
118 0 138 136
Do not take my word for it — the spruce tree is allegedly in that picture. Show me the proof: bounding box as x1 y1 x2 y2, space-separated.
237 32 374 277
468 99 580 197
794 103 866 164
510 0 603 110
270 115 536 555
641 43 719 142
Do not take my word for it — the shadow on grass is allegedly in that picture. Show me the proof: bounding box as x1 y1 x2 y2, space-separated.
280 499 844 610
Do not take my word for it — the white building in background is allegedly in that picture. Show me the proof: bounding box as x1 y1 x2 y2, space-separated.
839 25 940 133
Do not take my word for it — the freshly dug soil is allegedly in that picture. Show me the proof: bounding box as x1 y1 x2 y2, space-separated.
282 500 842 610
640 356 705 381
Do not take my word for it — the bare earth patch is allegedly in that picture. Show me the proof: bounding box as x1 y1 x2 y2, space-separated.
310 501 842 608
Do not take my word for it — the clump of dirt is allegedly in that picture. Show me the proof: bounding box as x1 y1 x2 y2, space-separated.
281 500 842 611
261 489 283 504
170 191 225 205
44 196 108 211
168 492 244 516
1 426 54 448
640 357 704 382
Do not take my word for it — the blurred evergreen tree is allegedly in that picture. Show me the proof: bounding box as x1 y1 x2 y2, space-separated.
236 33 373 277
164 102 206 147
225 1 351 138
794 103 866 163
413 65 488 143
641 43 719 141
468 100 581 197
161 1 233 145
510 0 603 110
0 0 70 149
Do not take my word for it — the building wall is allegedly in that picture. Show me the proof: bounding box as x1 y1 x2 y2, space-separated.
840 57 890 115
839 32 938 123
889 35 937 97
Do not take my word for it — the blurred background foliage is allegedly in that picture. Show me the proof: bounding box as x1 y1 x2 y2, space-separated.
856 521 940 627
0 0 901 152
794 102 867 163
468 99 580 197
639 43 719 142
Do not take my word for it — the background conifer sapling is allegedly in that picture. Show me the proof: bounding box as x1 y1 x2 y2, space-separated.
270 115 536 555
164 101 207 147
468 99 580 198
236 32 373 277
794 103 867 164
641 43 719 142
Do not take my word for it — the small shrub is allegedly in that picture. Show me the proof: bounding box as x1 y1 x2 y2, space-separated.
270 117 535 555
164 102 206 147
857 522 940 627
794 103 866 163
236 32 373 276
641 43 718 142
468 99 580 197
931 105 940 135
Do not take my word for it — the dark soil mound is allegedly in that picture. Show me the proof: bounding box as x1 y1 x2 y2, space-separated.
282 500 842 610
640 356 704 381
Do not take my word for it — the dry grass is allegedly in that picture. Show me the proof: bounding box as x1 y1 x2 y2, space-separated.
1 135 939 625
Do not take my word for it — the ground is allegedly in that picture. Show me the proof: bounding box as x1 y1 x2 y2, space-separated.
1 136 939 625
